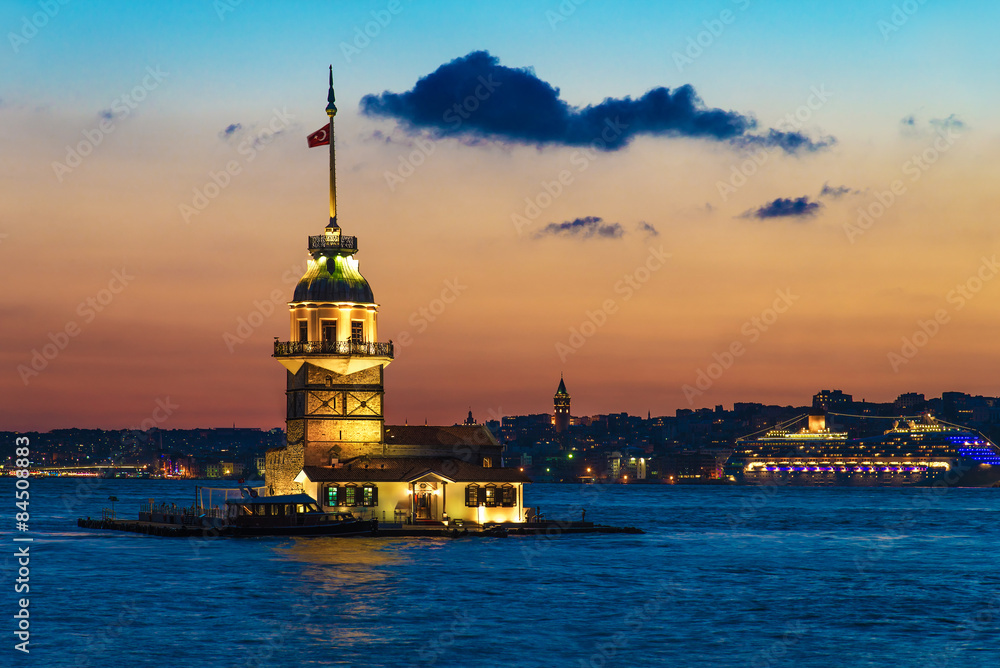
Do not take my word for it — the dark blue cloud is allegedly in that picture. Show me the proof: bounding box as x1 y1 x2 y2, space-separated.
742 197 822 220
361 51 832 153
219 123 242 139
98 109 114 121
534 216 624 240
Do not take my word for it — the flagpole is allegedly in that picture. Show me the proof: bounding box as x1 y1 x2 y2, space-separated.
326 65 338 228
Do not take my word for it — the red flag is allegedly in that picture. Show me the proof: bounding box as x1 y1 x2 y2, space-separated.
307 123 330 147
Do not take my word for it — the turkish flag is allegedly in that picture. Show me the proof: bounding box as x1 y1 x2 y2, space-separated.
307 123 330 147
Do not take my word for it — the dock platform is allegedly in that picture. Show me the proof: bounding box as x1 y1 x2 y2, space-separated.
77 517 643 538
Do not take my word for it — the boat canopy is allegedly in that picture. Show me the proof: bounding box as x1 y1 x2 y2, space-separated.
225 493 317 506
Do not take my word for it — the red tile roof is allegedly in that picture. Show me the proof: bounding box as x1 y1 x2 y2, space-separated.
302 455 530 483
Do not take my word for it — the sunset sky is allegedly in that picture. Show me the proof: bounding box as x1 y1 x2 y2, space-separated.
3 0 999 431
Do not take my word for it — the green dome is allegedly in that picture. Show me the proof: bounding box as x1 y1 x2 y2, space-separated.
293 255 374 303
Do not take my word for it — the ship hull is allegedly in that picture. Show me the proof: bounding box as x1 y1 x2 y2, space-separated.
729 461 1000 488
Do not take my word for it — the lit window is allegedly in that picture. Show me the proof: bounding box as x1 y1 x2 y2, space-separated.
325 486 340 507
500 485 516 507
361 484 378 507
351 321 364 344
344 486 356 506
321 320 337 343
484 485 497 507
465 484 479 507
482 457 492 468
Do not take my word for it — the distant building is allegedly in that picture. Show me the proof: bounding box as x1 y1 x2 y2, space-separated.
607 451 621 478
553 376 571 434
606 451 647 480
626 455 647 480
813 389 853 411
895 393 926 412
661 451 722 480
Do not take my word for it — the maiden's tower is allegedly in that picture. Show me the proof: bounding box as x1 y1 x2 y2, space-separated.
265 69 529 525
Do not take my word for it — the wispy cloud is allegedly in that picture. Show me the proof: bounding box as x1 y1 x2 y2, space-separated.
930 114 966 131
637 221 659 237
819 182 862 199
362 50 833 153
741 196 822 220
901 113 966 137
534 216 625 240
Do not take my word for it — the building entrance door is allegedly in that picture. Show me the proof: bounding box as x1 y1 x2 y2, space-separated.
414 492 434 520
413 482 437 521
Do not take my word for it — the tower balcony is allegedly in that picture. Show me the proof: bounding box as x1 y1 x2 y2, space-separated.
273 339 393 376
308 234 357 253
274 340 393 359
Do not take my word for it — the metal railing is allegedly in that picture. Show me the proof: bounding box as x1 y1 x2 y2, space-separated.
308 235 357 251
273 340 394 358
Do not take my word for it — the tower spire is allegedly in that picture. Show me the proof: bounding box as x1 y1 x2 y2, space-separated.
326 65 338 228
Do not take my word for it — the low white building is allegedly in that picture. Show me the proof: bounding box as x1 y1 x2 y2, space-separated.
297 453 527 525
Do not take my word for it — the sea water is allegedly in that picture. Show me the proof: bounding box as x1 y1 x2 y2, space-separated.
3 478 999 667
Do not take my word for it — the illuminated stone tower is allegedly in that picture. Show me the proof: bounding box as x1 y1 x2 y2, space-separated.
266 68 394 495
554 376 571 434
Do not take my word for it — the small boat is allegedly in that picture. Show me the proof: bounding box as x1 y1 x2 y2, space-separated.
222 493 376 537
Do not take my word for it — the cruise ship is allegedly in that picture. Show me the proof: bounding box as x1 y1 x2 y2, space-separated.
725 409 1000 487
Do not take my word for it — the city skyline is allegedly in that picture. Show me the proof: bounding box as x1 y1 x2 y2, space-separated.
4 1 1000 431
